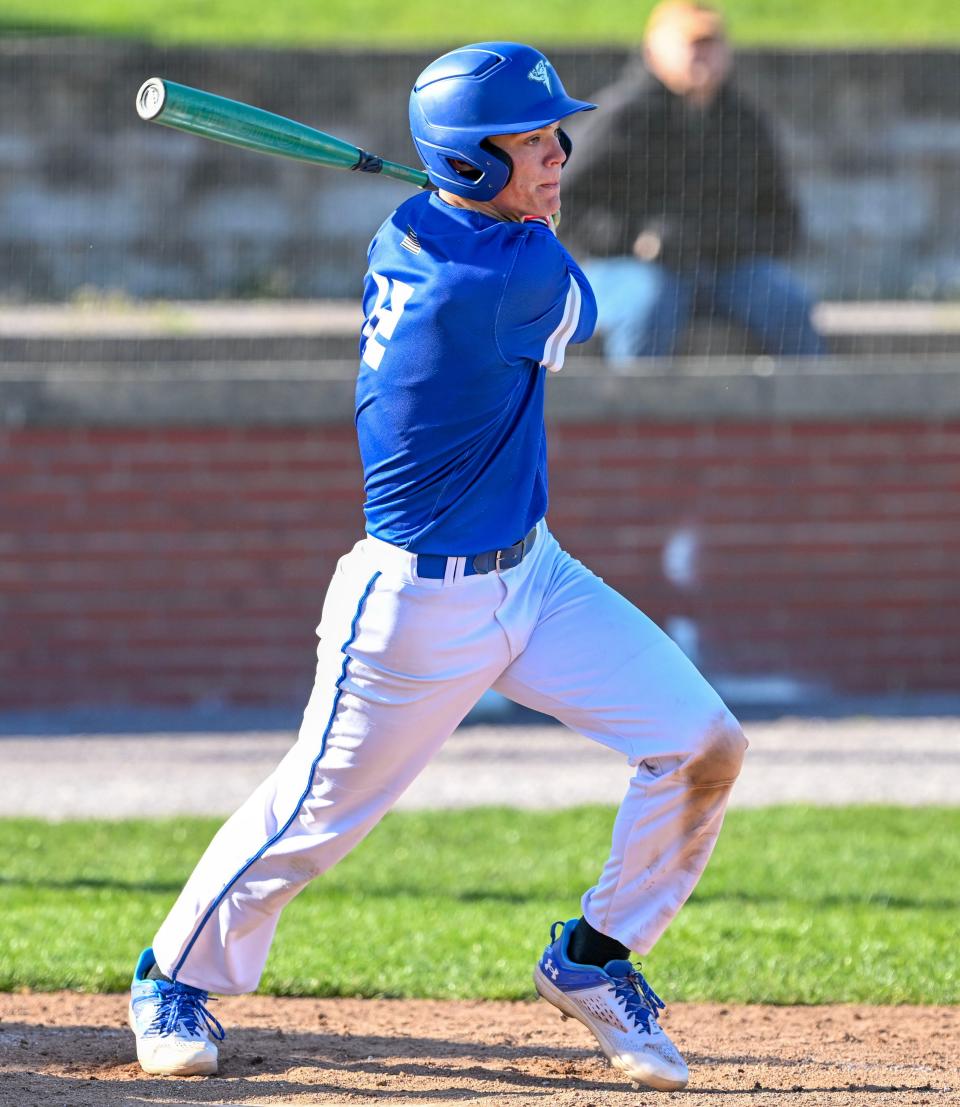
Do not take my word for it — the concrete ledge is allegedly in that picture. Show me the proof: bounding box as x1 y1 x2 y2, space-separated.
6 299 959 338
552 354 960 420
6 301 960 364
2 356 959 426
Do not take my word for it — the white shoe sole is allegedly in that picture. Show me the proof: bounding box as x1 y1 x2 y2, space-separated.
128 1005 219 1076
533 965 688 1092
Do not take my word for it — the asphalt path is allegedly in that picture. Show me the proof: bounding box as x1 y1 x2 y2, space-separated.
2 717 958 819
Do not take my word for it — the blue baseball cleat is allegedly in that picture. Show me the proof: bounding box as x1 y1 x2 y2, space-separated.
533 919 689 1091
128 948 225 1076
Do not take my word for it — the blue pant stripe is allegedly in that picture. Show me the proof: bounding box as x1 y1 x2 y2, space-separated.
171 570 382 982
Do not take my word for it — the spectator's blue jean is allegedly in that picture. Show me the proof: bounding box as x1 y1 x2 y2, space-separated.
583 256 826 360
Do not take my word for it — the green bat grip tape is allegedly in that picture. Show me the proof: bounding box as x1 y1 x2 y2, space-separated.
136 77 430 189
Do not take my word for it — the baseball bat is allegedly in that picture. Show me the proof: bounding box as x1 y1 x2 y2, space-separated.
135 77 431 189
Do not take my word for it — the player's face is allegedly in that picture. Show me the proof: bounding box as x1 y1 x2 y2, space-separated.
646 28 732 101
487 124 567 221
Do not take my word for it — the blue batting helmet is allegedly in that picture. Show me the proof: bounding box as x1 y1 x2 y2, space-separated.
409 42 596 201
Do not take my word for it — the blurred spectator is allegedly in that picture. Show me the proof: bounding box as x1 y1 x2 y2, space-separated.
562 0 826 360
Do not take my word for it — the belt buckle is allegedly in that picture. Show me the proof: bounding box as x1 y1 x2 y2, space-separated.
495 534 525 573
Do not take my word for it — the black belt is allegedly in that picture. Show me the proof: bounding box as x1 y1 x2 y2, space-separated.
416 525 538 579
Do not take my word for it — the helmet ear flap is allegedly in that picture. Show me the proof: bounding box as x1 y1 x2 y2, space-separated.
479 138 513 191
558 127 573 163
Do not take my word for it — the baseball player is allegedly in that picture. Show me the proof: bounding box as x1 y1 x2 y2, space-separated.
128 42 746 1092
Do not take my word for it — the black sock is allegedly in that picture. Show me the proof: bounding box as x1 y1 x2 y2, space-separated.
147 962 173 983
567 917 631 968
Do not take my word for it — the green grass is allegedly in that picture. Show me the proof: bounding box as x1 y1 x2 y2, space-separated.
1 0 958 46
2 807 957 1003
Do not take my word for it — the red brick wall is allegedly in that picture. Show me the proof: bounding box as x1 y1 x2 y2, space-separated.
548 421 960 695
3 420 957 709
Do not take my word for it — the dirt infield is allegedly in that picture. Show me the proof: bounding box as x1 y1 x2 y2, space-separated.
0 993 955 1106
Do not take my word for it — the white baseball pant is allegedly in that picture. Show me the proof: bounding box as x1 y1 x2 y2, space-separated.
153 519 747 994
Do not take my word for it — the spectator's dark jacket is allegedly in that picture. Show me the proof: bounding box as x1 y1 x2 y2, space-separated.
561 61 801 271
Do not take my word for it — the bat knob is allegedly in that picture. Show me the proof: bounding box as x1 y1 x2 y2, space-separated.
136 78 167 120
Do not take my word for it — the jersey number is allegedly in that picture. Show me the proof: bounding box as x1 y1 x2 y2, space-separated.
362 273 413 370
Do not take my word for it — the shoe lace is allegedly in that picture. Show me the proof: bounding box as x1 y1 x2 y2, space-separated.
151 985 226 1042
611 967 666 1033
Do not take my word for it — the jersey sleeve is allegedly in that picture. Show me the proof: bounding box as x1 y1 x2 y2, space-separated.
495 224 598 372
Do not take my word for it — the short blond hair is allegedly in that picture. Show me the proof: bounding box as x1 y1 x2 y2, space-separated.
645 0 726 41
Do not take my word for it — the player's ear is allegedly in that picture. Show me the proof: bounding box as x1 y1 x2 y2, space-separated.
447 157 484 182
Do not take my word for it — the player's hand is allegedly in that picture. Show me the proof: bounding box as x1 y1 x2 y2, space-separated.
633 229 662 261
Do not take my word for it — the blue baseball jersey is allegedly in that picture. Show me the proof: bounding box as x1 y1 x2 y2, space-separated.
356 191 597 555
